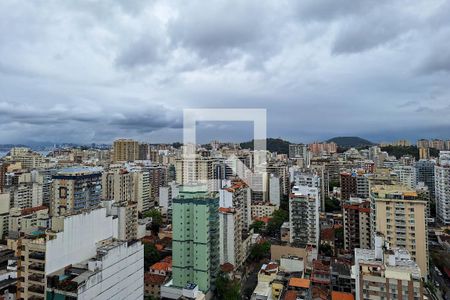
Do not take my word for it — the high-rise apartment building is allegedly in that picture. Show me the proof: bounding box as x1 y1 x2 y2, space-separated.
416 139 430 149
416 182 431 219
309 142 337 155
219 207 246 268
113 139 139 162
0 193 10 239
435 151 450 225
419 147 430 160
9 206 49 233
51 167 102 216
393 139 411 147
138 143 150 160
175 158 214 188
8 180 43 210
14 208 143 300
393 165 417 189
132 169 152 212
159 181 180 222
102 168 152 212
340 171 370 200
267 163 290 196
6 147 46 170
431 139 445 150
102 168 134 203
289 144 310 167
340 172 357 200
171 186 220 294
415 159 435 200
220 180 252 230
289 186 320 248
113 201 139 240
147 165 168 205
269 174 281 206
292 171 325 210
353 234 424 300
343 198 371 250
370 184 428 277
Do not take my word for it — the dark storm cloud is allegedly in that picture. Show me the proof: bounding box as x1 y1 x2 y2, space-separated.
417 29 450 74
167 0 273 64
115 34 168 69
295 0 386 21
0 0 450 144
109 108 182 132
332 8 412 54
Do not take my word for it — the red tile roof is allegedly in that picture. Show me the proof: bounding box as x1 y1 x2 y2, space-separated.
150 261 171 272
331 291 354 300
283 290 298 300
220 262 234 273
288 278 310 289
144 273 166 285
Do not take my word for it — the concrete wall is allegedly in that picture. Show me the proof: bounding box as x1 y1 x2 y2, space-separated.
45 208 118 274
78 242 144 300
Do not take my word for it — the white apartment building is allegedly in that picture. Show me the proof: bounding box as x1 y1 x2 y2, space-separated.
435 151 450 225
393 165 417 189
15 207 143 300
289 186 320 248
219 207 246 268
269 174 281 207
46 239 144 300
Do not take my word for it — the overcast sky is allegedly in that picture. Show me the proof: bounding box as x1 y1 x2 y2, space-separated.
1 0 450 144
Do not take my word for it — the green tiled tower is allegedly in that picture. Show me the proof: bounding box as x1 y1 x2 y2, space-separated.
172 186 220 293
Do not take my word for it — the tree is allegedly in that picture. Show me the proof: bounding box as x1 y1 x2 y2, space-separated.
319 243 333 257
144 209 163 234
265 209 288 237
325 197 340 212
280 194 289 212
249 220 265 234
215 272 241 300
249 241 271 261
334 226 344 250
329 180 340 191
144 243 160 270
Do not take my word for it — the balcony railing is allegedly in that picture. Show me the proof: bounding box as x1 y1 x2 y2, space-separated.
29 284 45 294
29 264 45 272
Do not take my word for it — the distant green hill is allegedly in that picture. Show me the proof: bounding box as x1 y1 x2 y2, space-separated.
240 138 291 154
380 145 440 160
326 136 374 148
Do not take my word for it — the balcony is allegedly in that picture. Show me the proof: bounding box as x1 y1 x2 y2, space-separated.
29 263 45 273
29 252 45 261
29 274 44 285
29 284 45 294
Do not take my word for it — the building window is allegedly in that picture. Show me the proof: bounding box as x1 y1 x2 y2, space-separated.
59 187 67 199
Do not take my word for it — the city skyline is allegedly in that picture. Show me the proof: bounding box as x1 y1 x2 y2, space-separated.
1 1 450 144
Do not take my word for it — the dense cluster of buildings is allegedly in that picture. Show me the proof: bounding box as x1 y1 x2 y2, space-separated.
0 137 449 299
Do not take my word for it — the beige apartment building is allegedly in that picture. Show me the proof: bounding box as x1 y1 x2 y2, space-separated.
353 234 424 300
343 198 371 250
102 168 134 203
251 203 277 220
175 157 214 187
103 168 152 212
113 139 139 162
370 184 428 277
16 235 48 300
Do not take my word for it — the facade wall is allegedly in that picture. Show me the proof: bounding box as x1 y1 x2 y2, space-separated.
45 208 118 275
78 242 144 300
